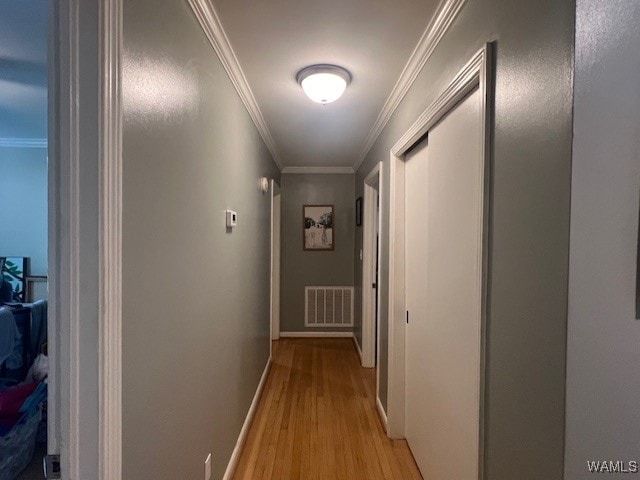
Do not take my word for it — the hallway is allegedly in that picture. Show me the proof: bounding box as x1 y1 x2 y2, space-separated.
233 339 422 480
2 0 631 477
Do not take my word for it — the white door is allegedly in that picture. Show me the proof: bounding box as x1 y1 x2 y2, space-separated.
362 165 381 369
404 87 483 479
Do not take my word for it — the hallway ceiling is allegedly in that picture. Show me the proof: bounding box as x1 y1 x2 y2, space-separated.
213 0 440 170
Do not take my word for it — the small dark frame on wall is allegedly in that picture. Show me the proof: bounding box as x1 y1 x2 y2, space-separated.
355 197 363 227
303 204 335 251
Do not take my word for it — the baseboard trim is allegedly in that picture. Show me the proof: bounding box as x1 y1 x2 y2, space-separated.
353 335 364 364
279 331 354 338
376 397 388 433
223 358 271 480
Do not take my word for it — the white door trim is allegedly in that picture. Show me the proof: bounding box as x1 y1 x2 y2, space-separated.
98 0 123 478
52 1 123 477
386 44 492 472
361 162 382 371
270 179 281 344
48 1 81 476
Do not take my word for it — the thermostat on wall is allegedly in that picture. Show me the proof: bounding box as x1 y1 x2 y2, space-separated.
226 210 238 228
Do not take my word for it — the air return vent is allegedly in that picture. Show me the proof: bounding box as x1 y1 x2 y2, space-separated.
305 286 354 327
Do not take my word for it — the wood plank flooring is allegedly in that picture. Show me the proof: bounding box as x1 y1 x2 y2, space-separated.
232 338 422 480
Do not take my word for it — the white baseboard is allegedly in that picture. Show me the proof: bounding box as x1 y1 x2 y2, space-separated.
223 358 271 480
376 396 388 433
279 331 354 338
353 335 364 364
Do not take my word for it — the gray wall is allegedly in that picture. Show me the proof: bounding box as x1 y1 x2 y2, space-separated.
122 1 279 479
280 173 354 333
354 0 574 478
353 178 363 348
565 1 640 477
0 148 48 276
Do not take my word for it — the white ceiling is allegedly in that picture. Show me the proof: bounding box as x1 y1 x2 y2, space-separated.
0 0 48 141
213 0 441 169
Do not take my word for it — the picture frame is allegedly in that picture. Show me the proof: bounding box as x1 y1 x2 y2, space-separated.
355 196 363 227
303 205 335 251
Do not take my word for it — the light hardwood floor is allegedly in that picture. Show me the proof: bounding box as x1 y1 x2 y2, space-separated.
232 338 422 480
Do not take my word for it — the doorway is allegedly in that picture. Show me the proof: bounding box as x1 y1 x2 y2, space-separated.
386 45 491 474
0 2 51 478
0 1 126 477
361 162 382 411
270 180 281 345
404 86 483 479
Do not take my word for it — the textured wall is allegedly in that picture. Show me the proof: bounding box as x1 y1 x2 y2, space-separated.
122 1 279 478
565 1 640 477
280 173 355 333
354 0 574 477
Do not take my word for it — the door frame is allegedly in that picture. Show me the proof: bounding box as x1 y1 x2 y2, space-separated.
98 0 123 477
361 162 382 373
49 0 123 477
270 179 281 345
386 44 492 473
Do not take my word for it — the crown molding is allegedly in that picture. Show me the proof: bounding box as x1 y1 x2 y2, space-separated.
0 137 48 148
353 0 467 171
187 0 283 170
282 166 355 174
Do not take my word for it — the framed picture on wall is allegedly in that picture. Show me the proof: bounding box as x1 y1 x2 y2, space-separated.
303 205 334 251
355 197 362 227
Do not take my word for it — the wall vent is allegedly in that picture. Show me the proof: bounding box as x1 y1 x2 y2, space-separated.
305 286 354 327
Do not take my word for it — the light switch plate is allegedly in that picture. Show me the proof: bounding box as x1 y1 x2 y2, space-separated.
204 453 212 480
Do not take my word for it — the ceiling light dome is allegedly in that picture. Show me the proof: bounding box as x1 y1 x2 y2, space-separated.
297 65 351 104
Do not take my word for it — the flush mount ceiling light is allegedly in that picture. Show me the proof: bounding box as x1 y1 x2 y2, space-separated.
297 65 351 104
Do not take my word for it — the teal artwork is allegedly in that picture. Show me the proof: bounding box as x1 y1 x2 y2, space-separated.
0 257 29 303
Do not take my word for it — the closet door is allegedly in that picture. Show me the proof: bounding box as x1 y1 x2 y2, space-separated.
404 87 483 480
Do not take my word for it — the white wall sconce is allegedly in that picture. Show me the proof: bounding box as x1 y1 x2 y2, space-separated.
260 177 269 193
297 65 351 104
